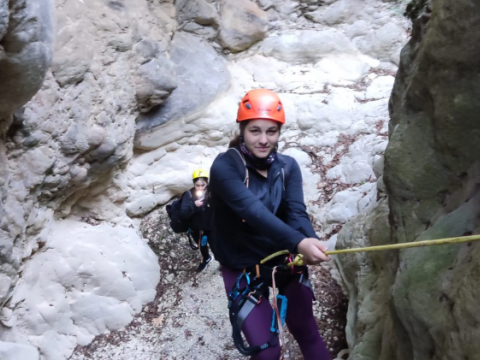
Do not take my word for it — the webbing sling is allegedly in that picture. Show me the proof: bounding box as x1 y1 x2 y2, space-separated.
228 271 277 356
227 264 313 356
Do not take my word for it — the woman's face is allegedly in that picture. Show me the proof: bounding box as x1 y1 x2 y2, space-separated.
194 179 207 191
243 119 280 159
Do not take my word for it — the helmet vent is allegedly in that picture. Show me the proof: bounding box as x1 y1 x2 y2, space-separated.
245 103 252 109
277 105 282 111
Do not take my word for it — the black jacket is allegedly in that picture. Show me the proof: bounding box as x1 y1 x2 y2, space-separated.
179 188 212 231
209 148 318 269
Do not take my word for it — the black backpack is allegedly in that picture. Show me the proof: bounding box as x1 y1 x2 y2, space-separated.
166 191 199 250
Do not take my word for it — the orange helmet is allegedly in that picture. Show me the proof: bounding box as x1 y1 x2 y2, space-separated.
237 89 285 125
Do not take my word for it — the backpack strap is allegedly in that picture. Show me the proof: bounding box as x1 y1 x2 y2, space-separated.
276 153 291 191
226 148 292 191
227 148 249 188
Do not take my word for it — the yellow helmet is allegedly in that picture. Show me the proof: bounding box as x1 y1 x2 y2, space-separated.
192 168 209 180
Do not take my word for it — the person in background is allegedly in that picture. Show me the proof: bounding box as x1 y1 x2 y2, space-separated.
180 169 213 272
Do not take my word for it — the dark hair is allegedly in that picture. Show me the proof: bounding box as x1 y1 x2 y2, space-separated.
228 122 248 148
228 121 282 148
193 177 208 184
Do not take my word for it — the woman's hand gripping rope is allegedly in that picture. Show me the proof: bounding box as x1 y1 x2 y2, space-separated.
297 238 331 264
260 239 331 266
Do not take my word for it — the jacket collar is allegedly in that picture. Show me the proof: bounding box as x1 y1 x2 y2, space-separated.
243 151 284 186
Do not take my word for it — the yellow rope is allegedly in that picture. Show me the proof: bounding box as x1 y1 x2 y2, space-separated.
260 234 480 267
260 250 290 264
325 234 480 255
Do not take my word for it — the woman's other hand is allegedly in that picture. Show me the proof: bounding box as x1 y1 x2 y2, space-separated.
195 199 204 207
297 238 331 265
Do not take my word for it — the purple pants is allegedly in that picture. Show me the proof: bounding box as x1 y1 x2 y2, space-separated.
222 266 331 360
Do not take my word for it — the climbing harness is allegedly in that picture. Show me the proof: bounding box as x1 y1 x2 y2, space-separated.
228 267 276 356
227 233 480 356
227 256 313 357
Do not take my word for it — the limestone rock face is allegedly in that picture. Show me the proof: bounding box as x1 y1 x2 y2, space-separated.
0 0 174 358
0 0 54 317
336 1 480 359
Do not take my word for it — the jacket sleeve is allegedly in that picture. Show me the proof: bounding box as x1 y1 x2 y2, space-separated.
210 154 306 253
283 159 319 240
179 190 195 220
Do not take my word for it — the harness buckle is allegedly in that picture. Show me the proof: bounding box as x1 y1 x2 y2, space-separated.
246 293 261 305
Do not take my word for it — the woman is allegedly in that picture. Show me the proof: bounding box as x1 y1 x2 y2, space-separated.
209 89 331 360
180 169 213 272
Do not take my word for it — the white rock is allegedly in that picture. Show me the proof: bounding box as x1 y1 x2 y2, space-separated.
314 54 378 82
261 29 357 65
2 220 159 360
327 161 374 184
344 20 370 39
324 234 338 250
0 274 12 301
281 148 320 205
353 21 407 63
373 154 384 178
365 76 395 99
0 341 39 360
282 148 312 167
326 135 384 184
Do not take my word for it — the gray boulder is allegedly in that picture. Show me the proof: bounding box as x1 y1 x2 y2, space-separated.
133 38 163 63
217 0 268 53
176 0 219 27
134 56 178 113
0 0 54 118
134 32 230 150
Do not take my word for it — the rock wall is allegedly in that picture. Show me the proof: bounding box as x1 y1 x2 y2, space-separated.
0 0 173 358
336 1 480 359
0 2 55 359
0 0 410 359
